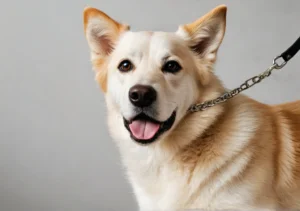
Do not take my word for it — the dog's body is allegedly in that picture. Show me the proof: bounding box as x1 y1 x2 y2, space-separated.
83 5 300 210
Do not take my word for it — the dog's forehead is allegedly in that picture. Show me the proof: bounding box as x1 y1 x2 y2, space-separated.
115 31 186 58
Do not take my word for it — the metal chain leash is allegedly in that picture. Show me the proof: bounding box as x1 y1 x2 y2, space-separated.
187 56 287 112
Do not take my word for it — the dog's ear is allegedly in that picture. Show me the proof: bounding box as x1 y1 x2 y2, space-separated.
83 7 130 58
176 5 227 62
83 7 129 92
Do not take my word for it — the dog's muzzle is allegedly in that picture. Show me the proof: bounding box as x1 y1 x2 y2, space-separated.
124 84 176 145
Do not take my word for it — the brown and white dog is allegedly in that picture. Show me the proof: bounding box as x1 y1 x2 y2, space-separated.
83 4 300 210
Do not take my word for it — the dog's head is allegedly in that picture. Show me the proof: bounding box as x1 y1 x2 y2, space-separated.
83 5 227 145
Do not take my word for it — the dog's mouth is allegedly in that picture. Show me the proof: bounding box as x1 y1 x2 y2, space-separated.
123 110 176 145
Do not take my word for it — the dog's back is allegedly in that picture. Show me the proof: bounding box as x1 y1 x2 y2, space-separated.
272 100 300 207
275 100 300 115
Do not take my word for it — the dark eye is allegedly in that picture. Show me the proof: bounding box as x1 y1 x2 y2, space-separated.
118 60 133 72
162 60 182 73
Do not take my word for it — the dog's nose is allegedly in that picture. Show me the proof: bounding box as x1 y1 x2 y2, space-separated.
129 85 157 107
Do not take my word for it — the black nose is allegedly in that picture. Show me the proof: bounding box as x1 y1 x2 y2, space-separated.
129 85 157 107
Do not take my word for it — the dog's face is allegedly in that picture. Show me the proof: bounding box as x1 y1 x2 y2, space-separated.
83 5 226 145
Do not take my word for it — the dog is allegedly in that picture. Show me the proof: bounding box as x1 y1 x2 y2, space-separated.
83 4 300 210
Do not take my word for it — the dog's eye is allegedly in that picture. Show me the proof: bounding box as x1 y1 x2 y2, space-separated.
162 60 182 73
118 60 133 72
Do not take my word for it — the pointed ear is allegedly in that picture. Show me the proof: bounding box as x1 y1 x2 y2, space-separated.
83 7 129 92
83 7 130 58
176 5 227 62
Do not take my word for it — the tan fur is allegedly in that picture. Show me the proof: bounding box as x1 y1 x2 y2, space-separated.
171 95 300 209
92 58 107 92
83 7 129 36
183 5 227 51
83 4 300 210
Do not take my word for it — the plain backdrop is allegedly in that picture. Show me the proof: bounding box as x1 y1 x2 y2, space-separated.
0 0 299 210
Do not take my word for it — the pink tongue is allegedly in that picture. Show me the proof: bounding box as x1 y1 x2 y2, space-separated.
129 120 160 140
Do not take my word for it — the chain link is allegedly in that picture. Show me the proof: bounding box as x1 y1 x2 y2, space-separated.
188 57 285 112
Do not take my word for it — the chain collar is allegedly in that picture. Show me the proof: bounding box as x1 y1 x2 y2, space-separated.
188 55 288 112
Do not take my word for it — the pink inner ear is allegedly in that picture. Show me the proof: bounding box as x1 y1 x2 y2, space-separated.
191 37 211 56
99 35 114 55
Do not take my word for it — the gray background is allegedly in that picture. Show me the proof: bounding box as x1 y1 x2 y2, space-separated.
0 0 299 210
